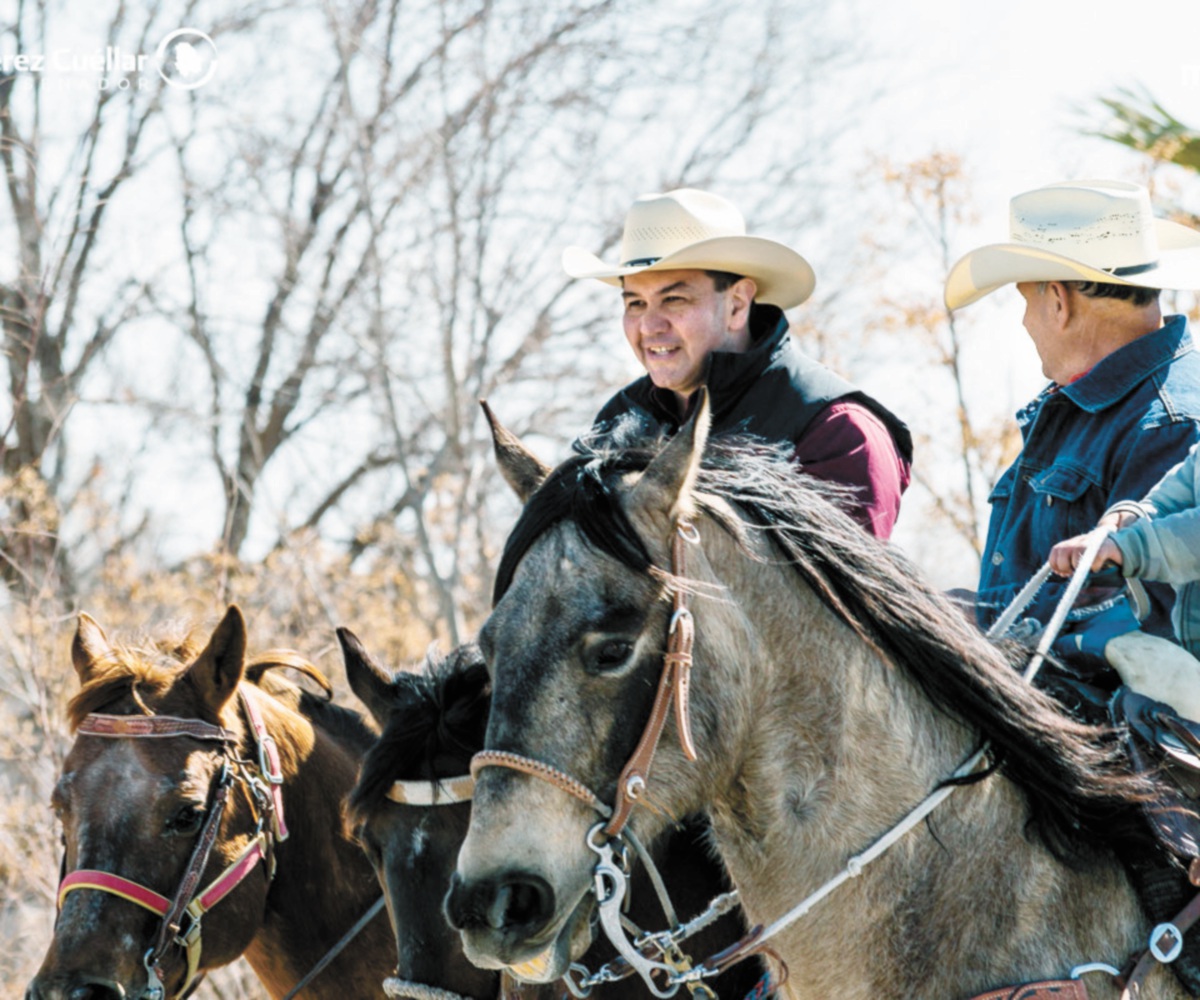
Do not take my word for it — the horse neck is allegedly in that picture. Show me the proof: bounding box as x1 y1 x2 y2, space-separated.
687 526 1148 999
237 687 390 998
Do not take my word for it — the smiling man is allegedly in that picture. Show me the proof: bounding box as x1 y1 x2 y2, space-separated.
563 188 913 539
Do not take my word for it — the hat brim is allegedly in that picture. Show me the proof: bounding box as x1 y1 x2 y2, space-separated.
945 219 1200 309
562 234 816 309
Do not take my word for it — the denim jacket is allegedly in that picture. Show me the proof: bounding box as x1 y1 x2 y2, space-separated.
977 315 1200 663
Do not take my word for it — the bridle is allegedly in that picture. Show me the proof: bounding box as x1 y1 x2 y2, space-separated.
376 773 483 1000
57 688 288 1000
472 520 700 841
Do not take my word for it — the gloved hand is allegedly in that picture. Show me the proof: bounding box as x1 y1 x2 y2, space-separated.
1051 598 1141 673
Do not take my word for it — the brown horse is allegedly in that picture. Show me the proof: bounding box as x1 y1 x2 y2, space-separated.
445 397 1192 1000
27 606 394 1000
340 629 762 1000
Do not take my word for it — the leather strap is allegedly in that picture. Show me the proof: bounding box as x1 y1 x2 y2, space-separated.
58 870 171 914
240 689 289 841
1120 889 1200 999
386 774 475 805
77 714 233 742
471 750 610 816
967 979 1090 1000
604 521 700 837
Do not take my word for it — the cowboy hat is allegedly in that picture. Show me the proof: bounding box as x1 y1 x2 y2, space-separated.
945 179 1200 310
562 188 816 309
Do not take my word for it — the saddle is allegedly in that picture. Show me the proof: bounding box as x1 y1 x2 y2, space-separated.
1111 687 1200 996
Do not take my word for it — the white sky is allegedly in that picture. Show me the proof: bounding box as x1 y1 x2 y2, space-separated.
867 0 1200 228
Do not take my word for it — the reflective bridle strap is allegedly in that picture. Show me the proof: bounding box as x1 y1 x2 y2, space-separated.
386 774 476 805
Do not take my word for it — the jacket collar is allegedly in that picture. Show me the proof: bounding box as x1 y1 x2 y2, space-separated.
1058 315 1192 413
640 304 790 422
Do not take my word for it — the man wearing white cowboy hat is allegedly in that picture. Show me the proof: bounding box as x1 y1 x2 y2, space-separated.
945 178 1200 697
564 187 913 538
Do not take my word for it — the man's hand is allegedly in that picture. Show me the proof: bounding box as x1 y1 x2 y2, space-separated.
1049 527 1123 576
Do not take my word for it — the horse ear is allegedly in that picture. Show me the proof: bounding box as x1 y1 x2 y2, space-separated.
338 627 395 726
72 613 113 682
481 399 550 503
188 605 248 714
629 388 710 522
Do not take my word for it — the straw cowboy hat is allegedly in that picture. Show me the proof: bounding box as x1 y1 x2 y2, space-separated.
945 179 1200 310
562 188 816 309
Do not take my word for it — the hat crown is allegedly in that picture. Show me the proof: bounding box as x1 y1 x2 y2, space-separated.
1009 180 1159 272
619 189 747 266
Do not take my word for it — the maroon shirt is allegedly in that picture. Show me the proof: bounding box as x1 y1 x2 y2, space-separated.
795 400 912 539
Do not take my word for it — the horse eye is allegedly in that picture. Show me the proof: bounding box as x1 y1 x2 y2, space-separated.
592 639 633 671
165 804 205 836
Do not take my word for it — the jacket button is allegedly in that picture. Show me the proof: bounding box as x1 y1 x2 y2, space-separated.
992 552 1004 565
1046 496 1053 506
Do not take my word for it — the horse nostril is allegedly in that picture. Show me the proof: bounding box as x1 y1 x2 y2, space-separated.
493 878 550 929
445 871 554 934
486 883 511 930
67 981 126 1000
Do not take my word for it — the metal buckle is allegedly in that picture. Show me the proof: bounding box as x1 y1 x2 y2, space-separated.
257 733 284 785
668 608 693 635
676 522 700 544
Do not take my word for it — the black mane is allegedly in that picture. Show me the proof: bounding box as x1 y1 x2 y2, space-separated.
494 428 1153 861
347 644 490 822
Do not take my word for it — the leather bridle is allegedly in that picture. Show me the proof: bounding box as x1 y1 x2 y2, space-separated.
57 689 288 1000
471 519 700 839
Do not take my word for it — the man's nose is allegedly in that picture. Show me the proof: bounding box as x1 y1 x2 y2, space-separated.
640 306 670 334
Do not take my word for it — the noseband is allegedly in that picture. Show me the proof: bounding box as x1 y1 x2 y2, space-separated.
57 688 288 1000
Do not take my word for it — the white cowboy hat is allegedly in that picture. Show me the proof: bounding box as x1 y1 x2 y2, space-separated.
945 179 1200 310
562 188 816 309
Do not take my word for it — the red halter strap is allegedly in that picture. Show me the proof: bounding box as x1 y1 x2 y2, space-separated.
58 688 287 999
472 519 700 839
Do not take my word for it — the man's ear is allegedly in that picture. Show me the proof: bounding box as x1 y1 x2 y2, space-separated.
1047 281 1074 329
727 276 757 333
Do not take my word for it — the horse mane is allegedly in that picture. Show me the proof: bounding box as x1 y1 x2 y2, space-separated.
495 427 1152 862
67 629 375 755
345 644 490 827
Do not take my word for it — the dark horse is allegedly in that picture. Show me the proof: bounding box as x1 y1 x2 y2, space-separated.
446 397 1191 999
27 606 394 1000
340 629 764 999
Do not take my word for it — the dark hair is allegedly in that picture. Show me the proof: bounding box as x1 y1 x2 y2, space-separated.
704 270 745 292
1069 281 1160 307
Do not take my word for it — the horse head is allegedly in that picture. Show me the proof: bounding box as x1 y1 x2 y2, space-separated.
341 629 495 1000
445 396 743 983
28 607 270 1000
29 606 392 1000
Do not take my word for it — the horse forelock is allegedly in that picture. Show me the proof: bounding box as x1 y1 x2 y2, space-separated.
347 644 489 826
493 428 1153 860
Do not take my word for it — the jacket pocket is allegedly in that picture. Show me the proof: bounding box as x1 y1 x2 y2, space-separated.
1028 463 1100 536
